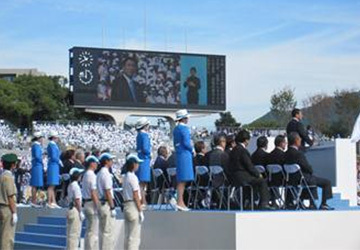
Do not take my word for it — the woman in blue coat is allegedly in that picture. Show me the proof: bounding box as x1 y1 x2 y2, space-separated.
135 117 151 204
31 132 44 207
173 109 194 211
47 130 61 209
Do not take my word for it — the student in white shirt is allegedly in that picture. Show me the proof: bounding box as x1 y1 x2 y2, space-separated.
97 153 116 250
81 156 100 250
122 154 145 250
66 168 85 250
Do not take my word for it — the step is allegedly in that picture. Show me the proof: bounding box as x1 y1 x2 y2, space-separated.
15 232 67 247
24 224 86 237
37 216 67 226
14 241 65 250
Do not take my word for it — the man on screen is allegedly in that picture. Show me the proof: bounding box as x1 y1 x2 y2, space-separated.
112 56 144 103
183 67 201 105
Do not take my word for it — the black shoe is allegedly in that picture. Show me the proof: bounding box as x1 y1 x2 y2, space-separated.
285 203 296 210
260 204 276 211
308 204 318 210
319 204 335 210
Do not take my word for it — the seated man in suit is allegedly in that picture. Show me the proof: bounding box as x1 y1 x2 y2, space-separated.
205 134 229 176
284 132 333 210
267 135 287 208
153 146 169 173
251 136 269 166
193 141 207 167
153 146 169 189
229 130 273 210
267 135 287 166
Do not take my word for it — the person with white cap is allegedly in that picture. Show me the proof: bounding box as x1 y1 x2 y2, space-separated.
97 152 116 250
46 130 61 209
30 132 44 208
173 109 194 211
135 117 151 206
122 154 145 250
82 155 100 250
66 168 85 250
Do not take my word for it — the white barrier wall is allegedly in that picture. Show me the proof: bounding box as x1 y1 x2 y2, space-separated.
335 139 357 206
235 211 360 250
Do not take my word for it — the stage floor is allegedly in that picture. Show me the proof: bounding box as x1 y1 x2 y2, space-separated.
15 207 360 250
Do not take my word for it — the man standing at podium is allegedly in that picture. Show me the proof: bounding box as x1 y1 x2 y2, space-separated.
286 108 313 150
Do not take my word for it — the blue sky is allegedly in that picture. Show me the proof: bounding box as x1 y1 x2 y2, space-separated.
1 0 360 125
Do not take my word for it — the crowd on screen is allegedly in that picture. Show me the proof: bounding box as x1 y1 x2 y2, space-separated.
97 50 181 104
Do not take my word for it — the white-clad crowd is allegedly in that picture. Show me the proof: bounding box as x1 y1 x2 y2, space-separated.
33 122 170 153
0 122 20 149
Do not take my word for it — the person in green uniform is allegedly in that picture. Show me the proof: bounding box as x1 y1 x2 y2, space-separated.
0 153 18 250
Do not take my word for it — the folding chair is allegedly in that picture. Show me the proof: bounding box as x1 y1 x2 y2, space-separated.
112 174 124 209
209 165 228 210
163 168 177 209
191 166 210 209
254 165 266 177
283 164 317 209
149 168 168 208
266 164 285 209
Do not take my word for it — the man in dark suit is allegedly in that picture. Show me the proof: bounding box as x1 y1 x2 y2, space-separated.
251 136 269 166
153 146 169 173
111 57 144 103
267 135 287 166
284 132 333 210
229 130 273 210
183 67 201 105
286 108 313 149
193 141 207 167
205 134 229 176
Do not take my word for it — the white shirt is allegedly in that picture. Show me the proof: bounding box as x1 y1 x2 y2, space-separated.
97 167 113 200
82 169 97 200
67 181 82 206
122 172 141 201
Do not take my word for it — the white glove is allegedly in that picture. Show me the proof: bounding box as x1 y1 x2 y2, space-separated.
80 211 85 221
110 209 116 218
139 211 145 223
12 213 18 225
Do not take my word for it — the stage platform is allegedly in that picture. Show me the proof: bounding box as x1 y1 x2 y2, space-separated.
14 206 360 250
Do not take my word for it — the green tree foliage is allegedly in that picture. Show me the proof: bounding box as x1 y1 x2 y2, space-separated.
0 75 82 128
270 86 297 127
215 111 241 129
333 89 360 137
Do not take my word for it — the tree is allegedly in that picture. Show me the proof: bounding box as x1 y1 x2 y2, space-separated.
333 89 360 137
302 93 333 134
215 111 241 129
270 86 297 127
0 79 33 126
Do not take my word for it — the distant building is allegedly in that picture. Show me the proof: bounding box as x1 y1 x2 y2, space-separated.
0 68 45 82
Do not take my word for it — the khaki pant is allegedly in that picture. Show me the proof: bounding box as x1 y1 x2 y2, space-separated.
67 208 81 250
123 202 141 250
99 203 115 250
84 201 99 250
0 206 16 250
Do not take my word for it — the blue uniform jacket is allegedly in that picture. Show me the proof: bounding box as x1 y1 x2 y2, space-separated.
173 123 194 182
136 131 151 182
31 142 44 187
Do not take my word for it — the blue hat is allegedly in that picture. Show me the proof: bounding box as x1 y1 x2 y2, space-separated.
69 167 84 176
85 155 100 164
126 154 143 163
99 153 115 162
